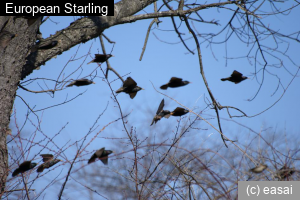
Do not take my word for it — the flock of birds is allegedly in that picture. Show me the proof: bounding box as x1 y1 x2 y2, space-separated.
12 54 295 180
12 148 113 177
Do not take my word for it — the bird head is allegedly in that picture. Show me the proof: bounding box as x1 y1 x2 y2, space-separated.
30 162 38 168
137 87 144 91
106 150 114 155
183 81 191 86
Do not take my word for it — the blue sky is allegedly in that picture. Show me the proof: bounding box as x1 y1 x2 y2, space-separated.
10 1 300 199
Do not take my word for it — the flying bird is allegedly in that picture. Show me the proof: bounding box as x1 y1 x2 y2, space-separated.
115 77 144 99
88 147 113 165
276 165 296 180
160 77 191 90
0 30 16 49
37 154 61 173
66 79 95 87
221 70 249 84
150 99 171 126
170 107 189 117
87 54 113 64
249 164 268 173
12 161 37 177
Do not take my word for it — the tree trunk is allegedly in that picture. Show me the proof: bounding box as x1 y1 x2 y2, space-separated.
0 16 42 196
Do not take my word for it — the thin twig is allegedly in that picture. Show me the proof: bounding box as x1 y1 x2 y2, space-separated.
22 174 30 200
182 16 228 147
140 19 156 61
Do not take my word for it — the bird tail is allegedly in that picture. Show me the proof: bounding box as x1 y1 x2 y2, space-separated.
87 60 93 65
150 119 155 126
115 88 123 93
12 169 20 177
88 158 95 164
160 84 168 90
37 165 44 173
221 78 228 81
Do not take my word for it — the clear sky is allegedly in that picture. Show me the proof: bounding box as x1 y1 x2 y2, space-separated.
10 1 300 199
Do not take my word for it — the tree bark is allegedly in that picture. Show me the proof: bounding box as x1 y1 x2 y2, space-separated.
0 16 42 196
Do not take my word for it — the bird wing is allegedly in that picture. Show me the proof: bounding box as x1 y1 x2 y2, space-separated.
88 148 105 164
123 77 137 88
40 154 54 162
156 99 165 114
100 157 109 165
77 78 89 82
18 161 32 169
231 70 243 77
160 84 168 90
94 54 106 62
170 77 182 83
94 54 104 58
37 164 45 172
172 107 184 113
88 154 97 164
12 168 20 177
162 110 171 118
129 92 137 99
48 159 61 168
94 148 105 157
150 118 156 126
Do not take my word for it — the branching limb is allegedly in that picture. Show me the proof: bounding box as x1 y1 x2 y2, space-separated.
182 16 228 147
99 34 124 82
18 83 61 94
140 19 156 61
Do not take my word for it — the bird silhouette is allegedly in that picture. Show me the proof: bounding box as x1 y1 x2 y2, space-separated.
88 147 113 165
37 154 61 173
116 77 144 99
12 161 37 177
160 77 190 90
276 165 296 180
66 79 95 87
150 99 171 126
249 164 267 173
170 107 189 117
221 70 248 84
87 54 113 64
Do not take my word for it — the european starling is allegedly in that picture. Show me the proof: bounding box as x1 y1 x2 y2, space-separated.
221 70 248 84
276 165 296 180
12 161 37 177
115 77 144 99
37 154 61 173
170 107 189 117
150 99 171 126
0 30 16 49
88 147 113 165
160 77 190 90
87 54 113 64
249 164 268 173
66 79 95 87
